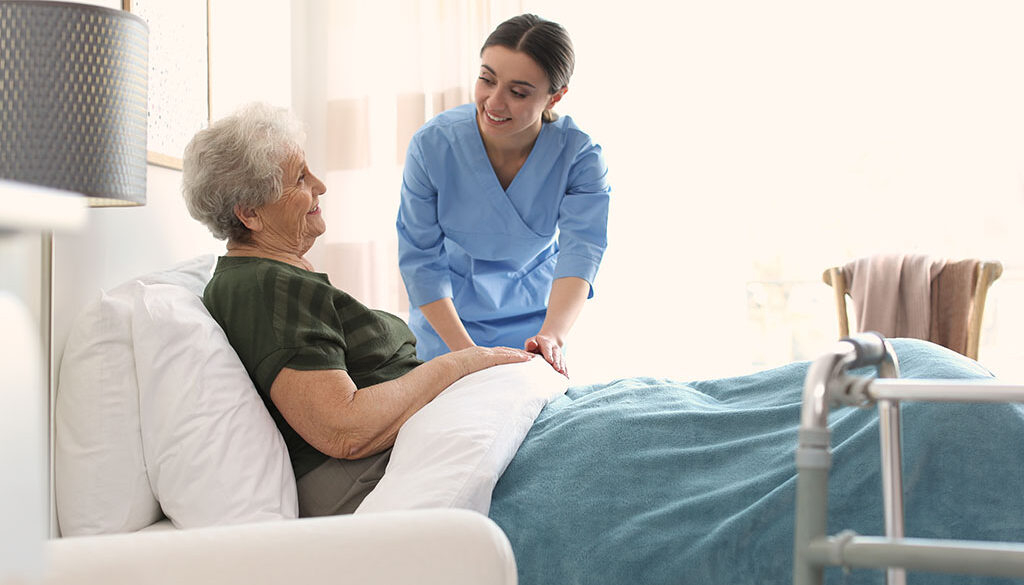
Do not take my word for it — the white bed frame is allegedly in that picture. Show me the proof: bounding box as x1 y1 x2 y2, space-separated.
38 509 516 585
793 333 1024 584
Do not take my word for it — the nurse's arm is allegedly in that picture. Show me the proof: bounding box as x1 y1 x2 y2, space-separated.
419 297 476 352
525 276 590 375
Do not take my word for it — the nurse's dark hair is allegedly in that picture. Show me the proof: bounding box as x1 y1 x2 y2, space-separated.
481 13 574 123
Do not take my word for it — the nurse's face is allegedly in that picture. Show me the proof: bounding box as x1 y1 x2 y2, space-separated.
475 46 565 142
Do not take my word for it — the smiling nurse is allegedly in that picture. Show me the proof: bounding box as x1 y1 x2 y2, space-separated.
397 14 611 377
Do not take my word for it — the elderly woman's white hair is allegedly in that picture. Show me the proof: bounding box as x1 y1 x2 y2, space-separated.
182 102 307 241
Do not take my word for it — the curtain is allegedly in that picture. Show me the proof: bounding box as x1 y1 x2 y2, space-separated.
293 0 522 316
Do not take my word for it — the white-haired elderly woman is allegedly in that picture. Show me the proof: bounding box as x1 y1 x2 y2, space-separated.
182 103 535 516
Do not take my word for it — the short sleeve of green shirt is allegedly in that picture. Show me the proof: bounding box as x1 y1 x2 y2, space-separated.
202 256 422 477
204 256 422 393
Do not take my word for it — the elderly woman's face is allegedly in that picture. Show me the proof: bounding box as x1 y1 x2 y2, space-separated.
253 150 327 253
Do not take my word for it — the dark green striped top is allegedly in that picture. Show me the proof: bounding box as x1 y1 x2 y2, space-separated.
202 256 423 478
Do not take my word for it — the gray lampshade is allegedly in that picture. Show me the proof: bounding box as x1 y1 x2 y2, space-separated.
0 1 148 207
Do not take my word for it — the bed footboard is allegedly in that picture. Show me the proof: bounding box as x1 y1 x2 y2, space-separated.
793 333 1024 585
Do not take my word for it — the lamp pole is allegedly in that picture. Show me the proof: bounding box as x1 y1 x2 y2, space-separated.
0 180 85 581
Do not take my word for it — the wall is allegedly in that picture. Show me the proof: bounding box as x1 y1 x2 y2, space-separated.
521 0 1024 384
47 0 293 535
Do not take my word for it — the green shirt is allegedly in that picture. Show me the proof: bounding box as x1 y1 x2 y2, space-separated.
203 256 423 478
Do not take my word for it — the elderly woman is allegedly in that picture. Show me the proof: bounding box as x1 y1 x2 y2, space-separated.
182 103 535 516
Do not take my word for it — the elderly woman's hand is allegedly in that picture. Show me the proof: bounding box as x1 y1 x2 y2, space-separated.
449 345 536 377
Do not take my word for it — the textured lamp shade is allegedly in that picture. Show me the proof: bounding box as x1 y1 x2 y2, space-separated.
0 1 148 206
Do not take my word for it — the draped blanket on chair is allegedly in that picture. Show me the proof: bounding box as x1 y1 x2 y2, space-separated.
841 254 979 355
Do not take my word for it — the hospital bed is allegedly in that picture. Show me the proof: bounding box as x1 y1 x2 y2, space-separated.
48 257 1024 585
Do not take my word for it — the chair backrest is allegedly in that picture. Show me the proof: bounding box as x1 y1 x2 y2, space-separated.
822 259 1002 360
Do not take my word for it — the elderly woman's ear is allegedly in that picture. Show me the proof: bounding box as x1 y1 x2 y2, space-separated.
234 204 262 232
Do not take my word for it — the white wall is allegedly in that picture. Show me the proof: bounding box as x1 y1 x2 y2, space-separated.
522 0 1024 383
52 0 293 375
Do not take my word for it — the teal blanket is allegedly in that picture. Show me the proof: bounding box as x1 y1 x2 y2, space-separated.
488 339 1024 585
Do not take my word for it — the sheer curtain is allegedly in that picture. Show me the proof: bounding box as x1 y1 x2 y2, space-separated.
292 0 521 317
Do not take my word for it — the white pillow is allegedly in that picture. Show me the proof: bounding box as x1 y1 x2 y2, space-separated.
355 357 568 515
55 255 217 535
55 255 297 535
132 283 297 528
56 286 161 535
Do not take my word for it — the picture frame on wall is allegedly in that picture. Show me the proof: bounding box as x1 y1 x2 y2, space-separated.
122 0 211 170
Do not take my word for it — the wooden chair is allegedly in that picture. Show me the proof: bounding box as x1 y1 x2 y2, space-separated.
822 259 1003 360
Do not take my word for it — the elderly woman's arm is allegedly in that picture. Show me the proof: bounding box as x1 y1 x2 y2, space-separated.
269 346 533 460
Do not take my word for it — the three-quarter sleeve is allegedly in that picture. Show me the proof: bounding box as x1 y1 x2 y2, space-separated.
553 136 611 296
396 137 454 307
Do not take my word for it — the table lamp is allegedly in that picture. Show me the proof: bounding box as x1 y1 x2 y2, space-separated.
0 1 147 580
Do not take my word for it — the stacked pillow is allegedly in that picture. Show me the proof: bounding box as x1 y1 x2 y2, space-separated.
356 358 569 515
55 255 297 536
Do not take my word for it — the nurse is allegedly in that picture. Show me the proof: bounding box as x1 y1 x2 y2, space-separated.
397 13 610 376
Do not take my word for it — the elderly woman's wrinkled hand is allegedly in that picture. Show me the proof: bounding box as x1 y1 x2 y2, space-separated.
449 345 535 377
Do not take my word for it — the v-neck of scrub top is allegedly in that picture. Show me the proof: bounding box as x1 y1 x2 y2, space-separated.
468 119 553 238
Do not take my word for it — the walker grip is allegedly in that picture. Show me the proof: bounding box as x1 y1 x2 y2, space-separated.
842 332 887 370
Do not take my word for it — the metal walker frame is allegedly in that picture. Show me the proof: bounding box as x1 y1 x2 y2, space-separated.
793 333 1024 585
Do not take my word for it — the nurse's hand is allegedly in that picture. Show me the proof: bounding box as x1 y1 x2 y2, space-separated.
525 334 567 377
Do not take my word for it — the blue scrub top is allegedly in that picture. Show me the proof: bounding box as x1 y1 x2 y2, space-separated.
397 103 610 360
